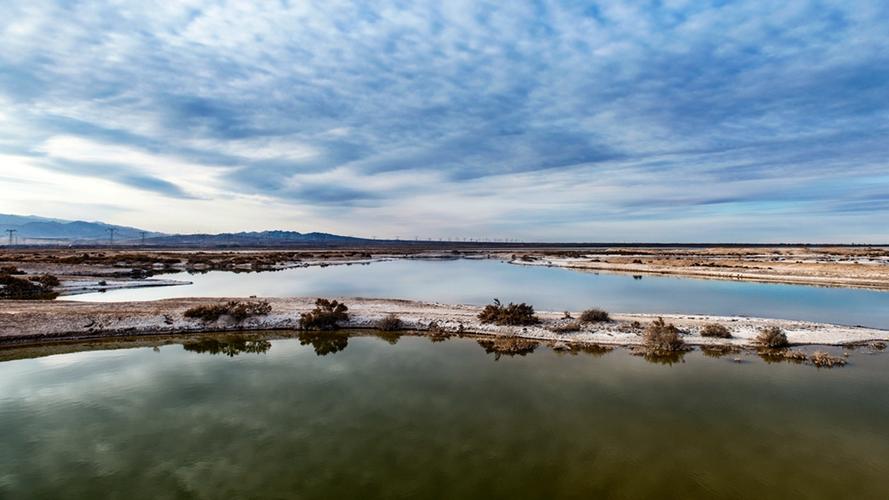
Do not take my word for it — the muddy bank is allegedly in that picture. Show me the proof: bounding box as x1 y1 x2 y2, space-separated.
1 297 886 348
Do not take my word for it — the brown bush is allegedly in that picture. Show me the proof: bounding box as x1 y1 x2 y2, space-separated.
699 323 732 338
184 300 272 322
643 317 687 352
756 326 789 348
579 308 610 323
375 313 402 331
810 351 847 368
29 274 61 288
300 298 349 330
0 274 58 300
0 265 24 275
477 299 539 326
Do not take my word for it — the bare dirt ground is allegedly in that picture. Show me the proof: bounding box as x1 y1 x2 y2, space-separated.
1 296 886 349
499 246 889 290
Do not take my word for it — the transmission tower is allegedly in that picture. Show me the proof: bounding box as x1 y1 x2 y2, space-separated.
106 227 116 246
140 231 147 246
5 229 16 246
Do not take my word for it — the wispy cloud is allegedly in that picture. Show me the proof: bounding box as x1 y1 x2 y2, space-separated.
0 0 887 241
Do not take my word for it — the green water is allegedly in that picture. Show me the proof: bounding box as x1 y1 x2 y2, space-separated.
1 333 888 499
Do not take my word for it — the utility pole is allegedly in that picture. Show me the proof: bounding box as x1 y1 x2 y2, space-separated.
5 229 16 246
106 227 116 246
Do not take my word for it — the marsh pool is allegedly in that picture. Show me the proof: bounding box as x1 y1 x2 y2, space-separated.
1 333 888 499
66 259 889 328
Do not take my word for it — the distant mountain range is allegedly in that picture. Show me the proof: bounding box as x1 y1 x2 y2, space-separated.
0 213 370 246
145 231 372 247
0 214 163 244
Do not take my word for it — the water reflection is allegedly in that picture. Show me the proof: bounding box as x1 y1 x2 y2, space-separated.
556 343 614 357
297 331 350 356
374 331 402 345
756 348 809 365
182 335 272 357
700 345 742 358
477 338 539 360
630 347 688 365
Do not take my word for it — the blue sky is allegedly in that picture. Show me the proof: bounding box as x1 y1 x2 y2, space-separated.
1 0 887 242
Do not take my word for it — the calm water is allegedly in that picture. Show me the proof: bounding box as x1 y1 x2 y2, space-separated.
1 334 888 499
66 259 889 328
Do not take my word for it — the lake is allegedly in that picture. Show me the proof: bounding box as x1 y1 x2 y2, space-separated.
1 333 887 499
65 258 889 328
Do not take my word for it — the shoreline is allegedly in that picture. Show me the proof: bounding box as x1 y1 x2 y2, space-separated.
501 254 889 291
3 246 889 295
2 296 887 348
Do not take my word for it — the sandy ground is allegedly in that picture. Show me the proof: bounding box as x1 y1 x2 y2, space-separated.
1 297 886 348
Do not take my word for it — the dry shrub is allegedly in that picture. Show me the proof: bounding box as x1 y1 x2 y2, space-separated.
184 300 272 322
375 313 403 331
0 265 24 275
579 308 610 323
300 298 349 330
643 317 687 352
699 323 732 338
29 274 60 288
617 320 643 333
756 326 789 348
810 351 847 368
477 299 539 326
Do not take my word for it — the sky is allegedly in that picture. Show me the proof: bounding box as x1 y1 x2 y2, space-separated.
0 0 887 242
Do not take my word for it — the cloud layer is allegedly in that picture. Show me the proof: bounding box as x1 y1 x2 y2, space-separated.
1 0 887 241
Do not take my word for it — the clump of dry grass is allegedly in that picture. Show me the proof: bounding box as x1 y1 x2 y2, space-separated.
617 320 643 333
579 308 610 323
642 317 687 353
375 313 402 331
0 265 24 275
552 320 582 333
183 300 272 322
699 323 732 338
810 351 847 368
756 326 789 348
300 298 349 330
0 273 59 300
477 299 539 326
